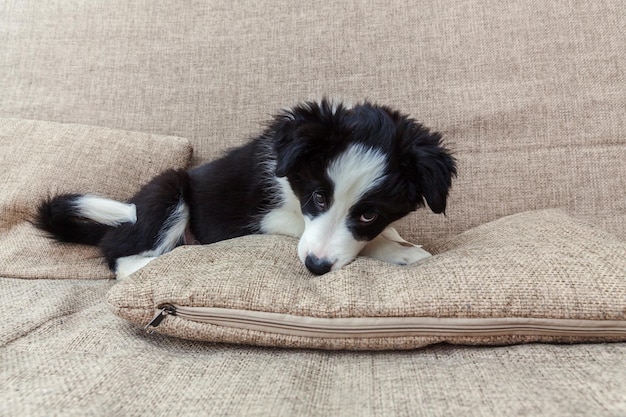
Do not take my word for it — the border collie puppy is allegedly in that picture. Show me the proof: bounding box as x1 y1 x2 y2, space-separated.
36 100 456 278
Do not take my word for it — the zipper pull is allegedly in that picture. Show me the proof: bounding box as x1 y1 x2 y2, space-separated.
144 304 176 332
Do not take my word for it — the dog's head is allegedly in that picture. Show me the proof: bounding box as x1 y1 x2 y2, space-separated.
271 99 457 275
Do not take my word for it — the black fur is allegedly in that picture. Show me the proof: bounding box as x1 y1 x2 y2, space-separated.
99 169 191 269
35 194 110 245
35 99 456 275
186 141 274 243
272 100 456 224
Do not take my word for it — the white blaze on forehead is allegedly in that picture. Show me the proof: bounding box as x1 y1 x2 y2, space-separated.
297 144 388 269
327 144 387 204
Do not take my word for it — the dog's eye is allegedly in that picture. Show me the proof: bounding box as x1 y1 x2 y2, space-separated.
313 191 327 210
358 211 378 224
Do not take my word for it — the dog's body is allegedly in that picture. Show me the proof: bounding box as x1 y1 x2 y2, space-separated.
36 100 456 278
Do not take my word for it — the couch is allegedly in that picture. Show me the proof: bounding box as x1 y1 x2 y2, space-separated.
1 1 625 416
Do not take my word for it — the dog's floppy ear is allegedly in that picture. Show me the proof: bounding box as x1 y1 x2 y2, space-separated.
271 115 308 177
400 122 457 214
271 100 344 177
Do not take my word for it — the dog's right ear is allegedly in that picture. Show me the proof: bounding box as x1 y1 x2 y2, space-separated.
271 115 308 177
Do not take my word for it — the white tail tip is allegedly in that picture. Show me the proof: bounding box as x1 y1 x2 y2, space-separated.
74 195 137 226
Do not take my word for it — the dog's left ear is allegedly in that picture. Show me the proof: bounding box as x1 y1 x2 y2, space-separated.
271 100 343 177
400 123 457 214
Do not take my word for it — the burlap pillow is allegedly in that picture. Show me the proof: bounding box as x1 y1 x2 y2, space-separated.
108 210 626 350
0 118 192 279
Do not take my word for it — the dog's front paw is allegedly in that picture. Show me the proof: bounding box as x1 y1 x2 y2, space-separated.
115 255 157 280
386 243 432 265
360 227 432 265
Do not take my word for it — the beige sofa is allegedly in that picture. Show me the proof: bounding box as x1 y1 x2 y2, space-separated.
1 1 625 416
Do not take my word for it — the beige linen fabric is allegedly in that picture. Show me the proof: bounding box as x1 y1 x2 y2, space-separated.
0 118 192 279
2 276 625 416
108 210 626 350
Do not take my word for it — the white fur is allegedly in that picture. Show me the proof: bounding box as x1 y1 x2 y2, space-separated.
114 200 189 279
297 144 388 270
152 200 189 255
260 177 304 237
360 227 432 265
115 255 157 280
75 195 136 226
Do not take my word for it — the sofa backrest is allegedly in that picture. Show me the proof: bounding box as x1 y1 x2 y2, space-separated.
1 1 624 242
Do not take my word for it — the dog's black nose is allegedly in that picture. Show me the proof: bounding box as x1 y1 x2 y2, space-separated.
305 254 333 275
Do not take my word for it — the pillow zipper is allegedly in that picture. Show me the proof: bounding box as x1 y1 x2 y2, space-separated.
145 304 177 332
143 304 626 339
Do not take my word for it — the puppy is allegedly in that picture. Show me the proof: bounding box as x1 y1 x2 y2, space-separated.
36 100 456 278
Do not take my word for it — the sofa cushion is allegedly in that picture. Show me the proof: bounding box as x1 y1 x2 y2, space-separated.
108 209 626 350
0 118 193 279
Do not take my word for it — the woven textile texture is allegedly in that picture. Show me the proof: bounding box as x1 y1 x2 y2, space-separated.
4 277 626 416
108 210 626 350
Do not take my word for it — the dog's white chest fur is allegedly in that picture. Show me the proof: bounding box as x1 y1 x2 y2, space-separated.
260 177 305 238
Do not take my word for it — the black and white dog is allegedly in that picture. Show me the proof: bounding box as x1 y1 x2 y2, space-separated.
36 100 456 278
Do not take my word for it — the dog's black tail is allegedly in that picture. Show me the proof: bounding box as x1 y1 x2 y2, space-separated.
34 194 137 246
